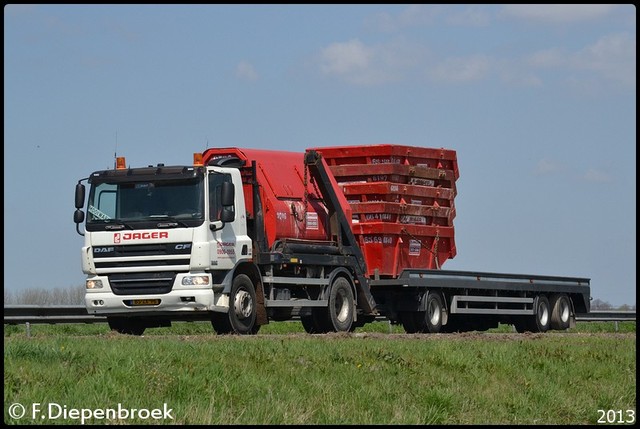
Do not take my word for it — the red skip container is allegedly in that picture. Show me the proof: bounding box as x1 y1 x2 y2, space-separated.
314 144 459 277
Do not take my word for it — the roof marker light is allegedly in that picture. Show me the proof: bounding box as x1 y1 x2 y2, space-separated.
116 157 126 170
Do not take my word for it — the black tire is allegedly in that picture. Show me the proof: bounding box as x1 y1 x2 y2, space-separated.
400 311 421 334
108 316 145 336
269 308 293 322
549 294 571 331
226 274 259 335
513 318 529 333
211 312 233 335
401 293 444 334
327 277 355 332
440 317 460 333
530 295 551 333
424 293 444 333
301 309 331 334
441 315 474 333
349 315 375 332
300 314 316 334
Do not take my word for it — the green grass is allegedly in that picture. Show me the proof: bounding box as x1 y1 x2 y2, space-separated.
3 322 636 425
4 319 635 338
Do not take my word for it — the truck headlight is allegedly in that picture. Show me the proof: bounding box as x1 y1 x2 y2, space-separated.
86 279 103 289
182 275 210 286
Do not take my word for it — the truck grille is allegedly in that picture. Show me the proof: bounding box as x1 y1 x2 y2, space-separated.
92 242 191 269
109 272 176 295
92 243 192 294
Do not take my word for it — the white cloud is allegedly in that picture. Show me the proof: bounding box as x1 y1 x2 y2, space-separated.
318 38 422 85
524 33 636 89
535 161 614 183
571 33 636 88
500 70 544 87
525 48 566 68
446 6 491 27
317 37 499 86
427 55 491 83
319 39 372 75
501 4 618 23
235 61 259 82
316 23 635 90
581 169 613 183
534 158 563 176
365 5 442 32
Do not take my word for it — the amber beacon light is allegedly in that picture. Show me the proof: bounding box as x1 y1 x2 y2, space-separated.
115 156 127 170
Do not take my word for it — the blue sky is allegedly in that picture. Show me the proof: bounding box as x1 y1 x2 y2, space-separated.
4 4 636 306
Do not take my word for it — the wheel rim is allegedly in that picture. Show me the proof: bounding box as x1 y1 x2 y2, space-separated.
234 288 253 319
428 299 441 326
559 299 570 323
538 302 549 326
335 288 349 323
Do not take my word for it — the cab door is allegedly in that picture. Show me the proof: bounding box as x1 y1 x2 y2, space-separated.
208 172 238 270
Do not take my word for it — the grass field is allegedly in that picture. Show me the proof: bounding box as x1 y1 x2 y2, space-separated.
4 321 636 425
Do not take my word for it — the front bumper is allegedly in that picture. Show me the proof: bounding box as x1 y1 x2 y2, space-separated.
85 289 229 315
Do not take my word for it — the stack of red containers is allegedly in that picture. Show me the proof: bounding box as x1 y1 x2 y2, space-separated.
313 144 459 278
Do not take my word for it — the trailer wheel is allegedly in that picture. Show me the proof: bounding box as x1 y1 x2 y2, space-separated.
108 317 145 336
327 277 354 332
227 274 259 335
530 295 551 333
401 293 444 334
400 312 421 334
441 315 476 333
300 314 317 334
549 294 571 331
424 293 444 333
513 317 529 333
440 316 461 333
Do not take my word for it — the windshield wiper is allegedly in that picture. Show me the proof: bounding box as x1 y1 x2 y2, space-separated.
150 215 190 228
103 221 135 230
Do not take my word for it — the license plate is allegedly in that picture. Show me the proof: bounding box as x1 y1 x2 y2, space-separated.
130 299 161 306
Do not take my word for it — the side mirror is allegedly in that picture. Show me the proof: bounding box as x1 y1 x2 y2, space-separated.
75 183 86 209
220 207 235 223
74 209 85 224
221 181 234 207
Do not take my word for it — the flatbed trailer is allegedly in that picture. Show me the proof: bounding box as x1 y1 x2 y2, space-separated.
244 149 591 334
368 269 590 333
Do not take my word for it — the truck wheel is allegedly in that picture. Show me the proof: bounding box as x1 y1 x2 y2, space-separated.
327 277 354 332
269 308 293 322
440 317 460 333
301 309 331 334
424 293 444 333
549 294 571 330
441 315 471 333
530 295 551 333
228 274 258 335
211 312 233 335
513 317 529 333
107 317 145 336
300 314 316 334
401 293 444 334
400 312 421 333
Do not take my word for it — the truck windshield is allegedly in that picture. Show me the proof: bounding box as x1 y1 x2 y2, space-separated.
86 176 204 230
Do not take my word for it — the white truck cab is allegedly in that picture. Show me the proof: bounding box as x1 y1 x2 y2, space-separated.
74 156 252 332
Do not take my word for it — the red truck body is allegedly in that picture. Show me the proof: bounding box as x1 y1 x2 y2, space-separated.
202 144 459 278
